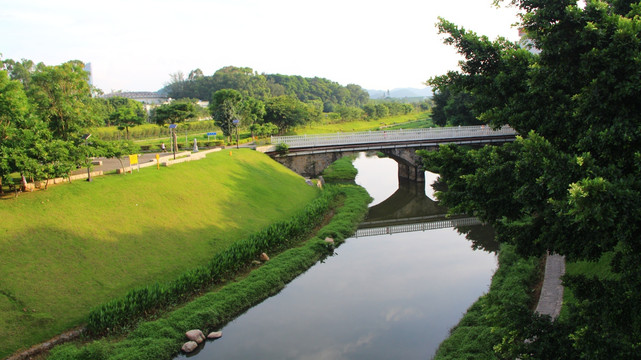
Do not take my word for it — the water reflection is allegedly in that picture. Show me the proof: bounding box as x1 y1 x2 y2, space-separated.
176 152 497 360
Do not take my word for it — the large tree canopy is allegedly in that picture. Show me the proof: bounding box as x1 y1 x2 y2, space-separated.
28 60 97 141
209 89 243 141
421 0 641 357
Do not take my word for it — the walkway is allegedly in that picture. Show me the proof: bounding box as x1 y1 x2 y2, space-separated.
535 253 565 319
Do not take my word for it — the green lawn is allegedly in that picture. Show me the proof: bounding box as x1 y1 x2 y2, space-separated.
290 111 432 135
0 149 319 358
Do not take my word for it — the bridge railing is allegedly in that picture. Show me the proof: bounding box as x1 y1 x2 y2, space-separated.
272 125 516 148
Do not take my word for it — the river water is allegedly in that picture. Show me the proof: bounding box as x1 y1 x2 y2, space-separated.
177 152 497 359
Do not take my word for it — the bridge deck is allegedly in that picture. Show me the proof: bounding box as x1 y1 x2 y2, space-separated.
272 125 516 149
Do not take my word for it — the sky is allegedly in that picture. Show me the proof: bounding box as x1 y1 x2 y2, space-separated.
1 0 522 93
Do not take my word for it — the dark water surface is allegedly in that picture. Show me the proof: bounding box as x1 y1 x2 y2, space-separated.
176 153 497 359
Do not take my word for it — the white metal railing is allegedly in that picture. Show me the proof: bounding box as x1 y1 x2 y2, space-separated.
355 217 482 238
272 125 516 149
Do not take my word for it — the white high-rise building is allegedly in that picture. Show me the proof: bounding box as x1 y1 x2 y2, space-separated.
84 62 93 86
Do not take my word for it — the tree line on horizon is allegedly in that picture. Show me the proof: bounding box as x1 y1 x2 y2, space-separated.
0 58 429 191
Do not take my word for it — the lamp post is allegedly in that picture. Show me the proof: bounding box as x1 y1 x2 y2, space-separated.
233 119 240 149
82 133 92 182
169 124 177 160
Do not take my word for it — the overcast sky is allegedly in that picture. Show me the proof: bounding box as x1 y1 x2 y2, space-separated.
1 0 522 93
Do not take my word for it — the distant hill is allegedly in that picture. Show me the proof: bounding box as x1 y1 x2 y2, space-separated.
367 87 432 99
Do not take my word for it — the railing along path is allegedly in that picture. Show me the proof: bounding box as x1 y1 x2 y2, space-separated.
272 125 516 149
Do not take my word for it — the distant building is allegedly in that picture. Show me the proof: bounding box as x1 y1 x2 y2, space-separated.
84 62 93 86
519 28 541 54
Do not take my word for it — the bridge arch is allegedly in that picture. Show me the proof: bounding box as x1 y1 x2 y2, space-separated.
260 126 516 181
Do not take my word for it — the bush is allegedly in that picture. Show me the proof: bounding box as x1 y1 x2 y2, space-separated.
276 143 289 155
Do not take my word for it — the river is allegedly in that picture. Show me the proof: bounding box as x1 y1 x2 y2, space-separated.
176 152 497 359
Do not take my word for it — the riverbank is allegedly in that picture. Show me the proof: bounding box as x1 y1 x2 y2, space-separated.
432 244 541 359
46 184 372 359
0 149 319 358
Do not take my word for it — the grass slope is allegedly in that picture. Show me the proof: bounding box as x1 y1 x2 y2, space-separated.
291 112 432 134
0 149 318 358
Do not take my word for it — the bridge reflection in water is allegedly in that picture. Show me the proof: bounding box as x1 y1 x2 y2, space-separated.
355 173 499 252
356 216 482 237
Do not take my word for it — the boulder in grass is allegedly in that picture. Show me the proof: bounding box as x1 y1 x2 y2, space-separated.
182 341 198 353
260 253 270 261
186 329 206 344
324 237 335 245
207 331 223 339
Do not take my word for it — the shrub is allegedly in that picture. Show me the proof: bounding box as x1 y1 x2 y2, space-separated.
276 143 289 155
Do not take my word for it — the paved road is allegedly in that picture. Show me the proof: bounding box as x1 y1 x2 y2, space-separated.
73 152 177 175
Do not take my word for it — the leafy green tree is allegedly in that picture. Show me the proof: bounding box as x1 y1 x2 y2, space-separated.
209 89 243 142
238 96 265 138
431 87 480 126
264 95 309 134
153 100 198 126
100 139 140 174
0 70 31 192
422 0 641 357
0 57 38 89
108 97 146 139
28 60 98 141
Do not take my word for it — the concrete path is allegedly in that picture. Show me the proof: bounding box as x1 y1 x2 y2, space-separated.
535 253 565 319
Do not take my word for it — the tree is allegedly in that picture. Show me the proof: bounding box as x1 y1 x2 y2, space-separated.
153 100 198 126
28 60 98 141
430 87 480 126
264 95 309 134
421 1 641 357
0 70 30 192
100 139 140 174
108 97 146 139
238 96 265 138
209 89 243 142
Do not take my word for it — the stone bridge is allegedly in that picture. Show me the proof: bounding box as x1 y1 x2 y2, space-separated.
259 125 517 182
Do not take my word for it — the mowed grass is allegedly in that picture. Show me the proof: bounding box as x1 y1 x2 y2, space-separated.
0 149 318 358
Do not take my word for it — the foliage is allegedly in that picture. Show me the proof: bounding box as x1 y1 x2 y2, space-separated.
264 95 310 134
430 87 480 126
28 60 97 141
209 89 243 140
275 142 289 155
162 65 370 110
152 99 198 126
423 0 641 357
107 97 146 139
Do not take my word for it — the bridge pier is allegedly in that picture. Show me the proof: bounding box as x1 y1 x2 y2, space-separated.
383 148 426 183
271 151 348 178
